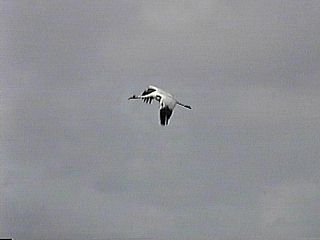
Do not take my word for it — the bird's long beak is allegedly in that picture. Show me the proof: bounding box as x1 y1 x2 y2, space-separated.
128 95 137 100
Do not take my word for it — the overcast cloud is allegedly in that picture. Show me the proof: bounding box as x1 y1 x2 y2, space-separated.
1 1 320 240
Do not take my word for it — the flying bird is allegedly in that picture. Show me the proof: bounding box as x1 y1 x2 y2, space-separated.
128 85 191 126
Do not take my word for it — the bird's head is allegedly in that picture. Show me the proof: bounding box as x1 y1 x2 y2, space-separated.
128 95 137 100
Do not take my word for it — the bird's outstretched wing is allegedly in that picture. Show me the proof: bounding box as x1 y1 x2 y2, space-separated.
143 97 153 104
141 88 156 96
141 88 156 104
159 106 173 126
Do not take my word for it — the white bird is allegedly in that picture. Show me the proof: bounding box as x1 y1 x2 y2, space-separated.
128 85 191 126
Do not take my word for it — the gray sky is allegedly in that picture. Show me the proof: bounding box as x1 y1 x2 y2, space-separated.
1 1 320 239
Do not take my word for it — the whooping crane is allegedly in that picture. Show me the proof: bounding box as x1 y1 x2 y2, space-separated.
128 85 191 126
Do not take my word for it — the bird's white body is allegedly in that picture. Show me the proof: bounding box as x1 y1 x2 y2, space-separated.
128 85 191 126
147 86 176 108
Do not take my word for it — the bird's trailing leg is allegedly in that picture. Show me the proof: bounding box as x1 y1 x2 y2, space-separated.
177 101 192 109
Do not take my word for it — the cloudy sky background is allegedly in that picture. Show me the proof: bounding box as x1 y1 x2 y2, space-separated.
1 1 320 239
